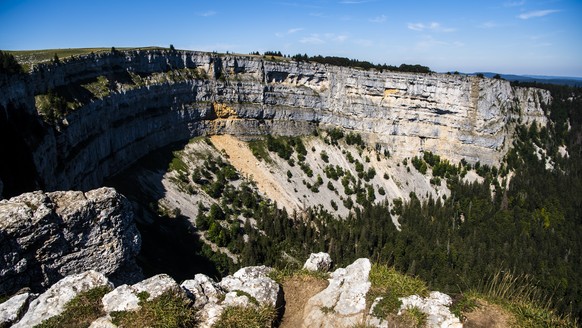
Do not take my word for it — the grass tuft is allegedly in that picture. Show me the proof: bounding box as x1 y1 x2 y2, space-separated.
212 305 277 328
110 288 197 328
367 263 429 321
35 285 111 328
473 270 577 327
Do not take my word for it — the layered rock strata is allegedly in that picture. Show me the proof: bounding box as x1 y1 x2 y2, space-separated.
0 50 550 197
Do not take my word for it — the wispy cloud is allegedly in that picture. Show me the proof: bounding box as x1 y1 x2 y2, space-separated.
504 0 526 7
300 34 325 44
518 9 559 19
369 15 387 23
299 33 349 44
198 10 216 17
408 22 455 32
276 27 304 38
478 21 499 29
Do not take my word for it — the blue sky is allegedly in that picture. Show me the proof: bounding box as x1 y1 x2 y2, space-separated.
1 0 581 76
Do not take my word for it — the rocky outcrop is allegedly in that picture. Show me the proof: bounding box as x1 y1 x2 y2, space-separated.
0 187 141 296
302 258 372 327
397 292 462 328
303 252 333 272
0 50 550 197
181 266 282 328
12 270 112 328
101 274 179 312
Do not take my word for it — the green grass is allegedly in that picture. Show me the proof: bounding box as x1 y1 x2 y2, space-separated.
472 270 577 327
367 264 429 320
35 285 111 328
81 75 110 99
212 304 277 328
6 47 167 69
110 288 197 328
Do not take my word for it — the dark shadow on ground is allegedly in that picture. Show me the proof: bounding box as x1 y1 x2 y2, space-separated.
105 141 222 282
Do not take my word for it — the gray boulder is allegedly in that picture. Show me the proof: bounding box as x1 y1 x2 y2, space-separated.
102 274 179 313
0 187 142 296
302 258 372 328
12 270 112 328
303 252 332 272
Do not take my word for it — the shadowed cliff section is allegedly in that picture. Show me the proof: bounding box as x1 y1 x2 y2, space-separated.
0 49 550 197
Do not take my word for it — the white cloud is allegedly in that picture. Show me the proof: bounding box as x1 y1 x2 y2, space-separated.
288 28 304 34
300 34 325 44
408 22 455 32
518 9 559 19
504 0 526 7
370 15 387 23
479 21 499 29
198 10 216 17
299 33 348 44
276 27 304 38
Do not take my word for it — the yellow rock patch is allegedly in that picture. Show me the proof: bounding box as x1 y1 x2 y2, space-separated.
213 102 237 118
383 88 399 97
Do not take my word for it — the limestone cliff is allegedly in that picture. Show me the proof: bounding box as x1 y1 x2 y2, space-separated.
0 50 550 197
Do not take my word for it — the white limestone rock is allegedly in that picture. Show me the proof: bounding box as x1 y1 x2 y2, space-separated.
302 258 372 327
89 315 117 328
181 273 227 328
219 265 280 308
181 273 225 308
0 291 34 327
303 252 332 272
398 291 462 328
102 273 179 313
12 270 112 328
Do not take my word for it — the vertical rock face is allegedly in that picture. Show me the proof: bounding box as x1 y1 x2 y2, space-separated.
302 258 372 327
0 187 141 296
0 50 550 196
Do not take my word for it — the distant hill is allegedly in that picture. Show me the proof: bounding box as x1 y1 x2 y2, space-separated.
473 72 582 86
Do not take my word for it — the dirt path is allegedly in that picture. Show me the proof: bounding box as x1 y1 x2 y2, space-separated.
279 274 329 328
210 135 301 212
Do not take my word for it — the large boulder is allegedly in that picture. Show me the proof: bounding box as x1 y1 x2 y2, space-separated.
12 270 112 328
303 252 332 272
0 187 142 295
302 258 372 328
